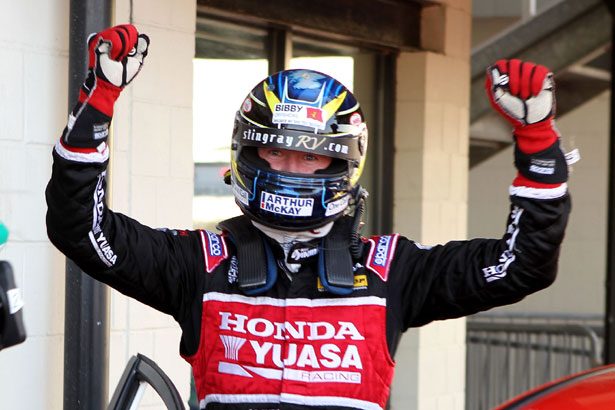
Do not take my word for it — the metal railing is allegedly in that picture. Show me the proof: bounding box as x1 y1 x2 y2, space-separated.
466 313 604 410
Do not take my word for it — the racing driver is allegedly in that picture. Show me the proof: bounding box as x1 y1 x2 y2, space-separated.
46 25 571 410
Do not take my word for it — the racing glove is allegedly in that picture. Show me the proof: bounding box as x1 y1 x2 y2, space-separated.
485 59 567 189
62 24 149 150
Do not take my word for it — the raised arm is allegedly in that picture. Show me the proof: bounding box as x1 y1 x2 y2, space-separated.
389 60 571 329
45 25 204 318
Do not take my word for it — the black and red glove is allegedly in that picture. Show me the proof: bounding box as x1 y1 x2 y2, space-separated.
485 59 567 190
62 25 149 150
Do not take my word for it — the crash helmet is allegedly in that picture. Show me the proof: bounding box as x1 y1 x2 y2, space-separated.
229 68 368 231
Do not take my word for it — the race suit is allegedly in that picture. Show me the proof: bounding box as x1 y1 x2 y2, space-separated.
46 141 570 410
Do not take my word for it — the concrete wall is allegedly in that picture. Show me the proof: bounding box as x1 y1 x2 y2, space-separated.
0 1 195 408
0 1 70 408
390 1 471 409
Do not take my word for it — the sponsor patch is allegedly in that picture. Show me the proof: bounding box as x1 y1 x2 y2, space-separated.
92 122 109 140
353 274 368 289
272 103 326 130
200 230 229 273
242 98 252 113
88 171 118 267
325 195 349 217
217 309 365 382
482 250 516 282
349 112 362 125
89 231 117 267
92 171 106 235
366 234 400 282
201 293 392 407
238 122 358 161
529 158 556 175
287 244 319 264
482 206 523 282
228 256 238 284
317 274 368 291
233 184 250 206
242 127 294 147
260 192 313 217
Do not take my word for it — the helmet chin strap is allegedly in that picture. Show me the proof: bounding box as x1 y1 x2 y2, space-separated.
251 221 333 244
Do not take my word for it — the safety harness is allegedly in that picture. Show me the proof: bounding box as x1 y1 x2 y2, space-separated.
217 186 368 295
217 215 362 295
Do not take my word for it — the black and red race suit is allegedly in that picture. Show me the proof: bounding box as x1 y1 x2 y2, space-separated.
46 140 570 410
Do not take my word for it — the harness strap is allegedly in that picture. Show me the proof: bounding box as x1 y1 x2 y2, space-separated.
217 216 277 294
318 217 355 295
217 215 356 295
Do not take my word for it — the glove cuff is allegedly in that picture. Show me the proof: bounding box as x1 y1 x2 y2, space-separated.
513 119 559 153
62 102 112 149
78 75 121 117
514 139 568 185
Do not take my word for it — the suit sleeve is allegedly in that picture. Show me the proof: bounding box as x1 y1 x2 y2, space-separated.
387 193 571 330
45 142 205 321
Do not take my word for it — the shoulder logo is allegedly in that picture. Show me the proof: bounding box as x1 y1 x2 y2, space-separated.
366 234 399 282
199 230 229 273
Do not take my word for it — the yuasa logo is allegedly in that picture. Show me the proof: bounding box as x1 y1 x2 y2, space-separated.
249 340 363 371
91 231 117 266
206 231 223 257
374 236 392 266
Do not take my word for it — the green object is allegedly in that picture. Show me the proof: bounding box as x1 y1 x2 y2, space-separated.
0 222 8 246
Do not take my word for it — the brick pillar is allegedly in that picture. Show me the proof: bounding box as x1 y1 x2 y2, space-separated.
107 1 196 405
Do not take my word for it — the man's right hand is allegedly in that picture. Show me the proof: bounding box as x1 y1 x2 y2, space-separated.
62 25 149 150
